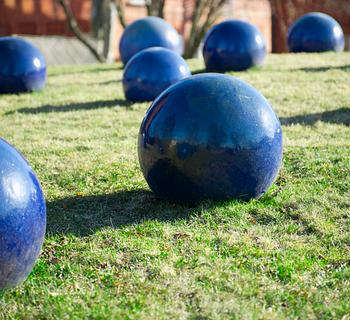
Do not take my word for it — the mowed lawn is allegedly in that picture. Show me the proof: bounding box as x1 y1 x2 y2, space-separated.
0 53 349 319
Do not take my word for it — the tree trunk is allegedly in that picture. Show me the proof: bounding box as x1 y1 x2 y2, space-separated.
56 0 106 62
114 0 128 28
146 0 165 18
103 1 117 62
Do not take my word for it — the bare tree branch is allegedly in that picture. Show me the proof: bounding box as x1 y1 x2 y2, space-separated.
146 0 152 16
56 0 106 62
113 0 128 28
185 0 205 57
184 0 228 58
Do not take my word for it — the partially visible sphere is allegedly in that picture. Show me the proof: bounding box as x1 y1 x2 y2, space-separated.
0 138 46 290
123 47 191 102
203 20 266 72
138 74 283 202
119 17 183 65
288 12 344 52
0 37 46 94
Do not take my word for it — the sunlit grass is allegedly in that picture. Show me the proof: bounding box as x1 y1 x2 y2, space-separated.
0 52 349 319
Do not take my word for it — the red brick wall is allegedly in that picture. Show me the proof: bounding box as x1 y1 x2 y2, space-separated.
0 0 273 58
1 1 349 56
230 0 272 52
0 0 91 36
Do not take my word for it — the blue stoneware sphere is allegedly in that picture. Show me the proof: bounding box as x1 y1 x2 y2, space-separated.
203 20 266 72
288 12 344 52
123 47 191 102
0 138 46 290
0 37 46 94
119 16 183 65
138 74 283 202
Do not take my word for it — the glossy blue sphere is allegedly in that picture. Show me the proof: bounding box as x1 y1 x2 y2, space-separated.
123 47 191 102
288 12 344 52
0 37 46 94
119 16 183 65
0 138 46 290
203 20 266 72
138 74 283 202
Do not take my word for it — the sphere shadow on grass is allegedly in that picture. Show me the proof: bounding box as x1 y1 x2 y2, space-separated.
48 65 124 78
45 187 281 237
191 64 265 75
279 107 350 127
294 64 350 73
46 190 206 237
4 99 133 115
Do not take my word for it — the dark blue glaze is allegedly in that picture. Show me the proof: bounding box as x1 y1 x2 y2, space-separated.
203 20 266 72
288 12 344 53
0 138 46 290
119 17 183 65
123 47 191 102
0 37 46 94
138 74 283 202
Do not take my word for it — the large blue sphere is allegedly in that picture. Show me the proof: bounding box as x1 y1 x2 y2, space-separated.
203 20 266 72
138 74 283 202
0 138 46 290
119 17 183 65
288 12 344 52
123 47 191 102
0 37 46 94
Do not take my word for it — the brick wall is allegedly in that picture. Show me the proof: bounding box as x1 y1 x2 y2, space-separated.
113 0 272 58
230 0 272 52
0 0 91 36
1 0 349 57
0 0 272 59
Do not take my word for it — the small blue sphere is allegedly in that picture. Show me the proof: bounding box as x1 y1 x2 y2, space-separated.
123 47 191 102
0 138 46 290
203 20 266 72
138 74 283 202
288 12 344 52
0 37 46 94
119 16 183 65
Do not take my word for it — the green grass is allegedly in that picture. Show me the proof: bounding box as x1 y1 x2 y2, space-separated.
0 53 350 319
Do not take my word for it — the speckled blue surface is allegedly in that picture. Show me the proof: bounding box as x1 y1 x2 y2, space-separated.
288 12 344 53
119 17 183 65
123 47 191 102
203 20 266 72
0 138 46 290
0 37 46 94
138 74 283 202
